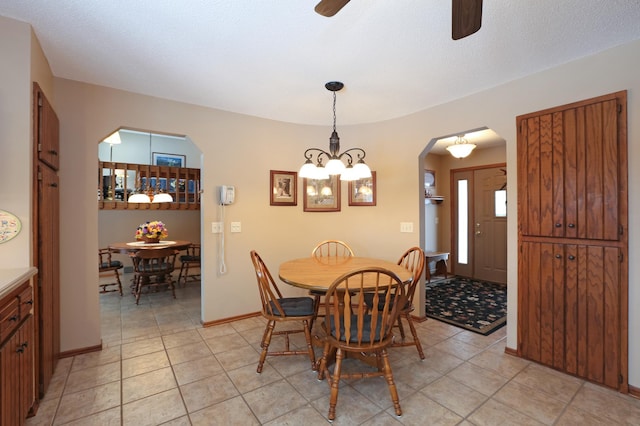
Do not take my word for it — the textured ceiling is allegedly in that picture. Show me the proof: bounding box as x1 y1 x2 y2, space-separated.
2 1 640 126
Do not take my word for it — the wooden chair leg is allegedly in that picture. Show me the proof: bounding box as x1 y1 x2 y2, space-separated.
396 315 406 340
114 270 123 296
328 348 344 422
178 263 186 285
134 277 142 305
309 293 321 332
168 274 176 299
405 313 425 359
302 320 317 371
380 349 402 417
184 263 191 286
257 321 275 373
317 341 330 380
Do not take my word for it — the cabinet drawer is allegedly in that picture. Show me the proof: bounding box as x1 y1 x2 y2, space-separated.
0 297 20 343
18 285 34 318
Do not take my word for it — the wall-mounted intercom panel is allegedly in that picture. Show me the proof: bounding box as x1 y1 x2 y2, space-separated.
219 185 235 205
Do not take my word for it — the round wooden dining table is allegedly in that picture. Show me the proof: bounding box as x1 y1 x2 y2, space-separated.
108 240 192 254
278 256 412 291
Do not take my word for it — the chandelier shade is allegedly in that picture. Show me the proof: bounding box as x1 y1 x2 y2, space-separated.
151 193 173 203
299 81 371 181
128 190 174 203
128 193 151 203
446 135 476 158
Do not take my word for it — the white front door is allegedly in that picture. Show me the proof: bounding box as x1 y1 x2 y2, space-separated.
452 166 507 283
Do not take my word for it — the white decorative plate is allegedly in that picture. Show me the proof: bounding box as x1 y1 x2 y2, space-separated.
0 210 22 244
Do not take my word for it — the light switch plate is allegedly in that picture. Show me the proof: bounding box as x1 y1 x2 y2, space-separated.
230 222 241 233
400 222 414 233
211 222 223 233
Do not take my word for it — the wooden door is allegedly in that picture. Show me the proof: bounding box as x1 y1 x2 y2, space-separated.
473 167 507 283
517 91 628 391
37 164 59 397
451 166 507 283
33 83 60 398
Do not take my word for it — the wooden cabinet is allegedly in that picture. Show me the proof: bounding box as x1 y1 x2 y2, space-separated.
0 280 35 426
518 97 620 240
518 242 621 388
517 91 628 391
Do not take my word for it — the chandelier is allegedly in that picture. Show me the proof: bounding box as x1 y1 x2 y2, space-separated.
127 132 174 203
299 82 371 181
127 174 173 203
446 134 476 158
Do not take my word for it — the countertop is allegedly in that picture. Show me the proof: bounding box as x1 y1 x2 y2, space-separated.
0 267 37 299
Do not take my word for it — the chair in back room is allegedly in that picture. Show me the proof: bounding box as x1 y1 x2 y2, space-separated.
98 248 123 296
177 243 201 286
130 248 178 305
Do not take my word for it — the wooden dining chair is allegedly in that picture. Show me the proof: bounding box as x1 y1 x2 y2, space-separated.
130 248 178 305
98 248 123 296
309 240 354 331
366 247 426 359
250 250 316 373
177 243 201 286
317 267 406 421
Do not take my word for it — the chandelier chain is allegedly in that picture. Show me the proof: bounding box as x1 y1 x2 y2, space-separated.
332 91 337 132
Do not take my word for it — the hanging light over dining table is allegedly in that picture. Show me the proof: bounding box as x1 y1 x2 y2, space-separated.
299 82 372 181
127 132 174 203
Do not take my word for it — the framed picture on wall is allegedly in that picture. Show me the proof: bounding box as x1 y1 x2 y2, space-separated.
348 171 376 206
303 175 341 212
270 170 297 206
152 152 185 167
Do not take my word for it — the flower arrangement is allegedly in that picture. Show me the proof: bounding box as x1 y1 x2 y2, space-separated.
135 221 169 241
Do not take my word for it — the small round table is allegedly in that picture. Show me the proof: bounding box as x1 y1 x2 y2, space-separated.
279 256 412 291
108 240 192 254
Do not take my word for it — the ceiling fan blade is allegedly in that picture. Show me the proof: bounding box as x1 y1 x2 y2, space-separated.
315 0 350 17
452 0 483 40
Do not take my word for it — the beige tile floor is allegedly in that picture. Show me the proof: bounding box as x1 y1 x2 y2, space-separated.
27 275 640 425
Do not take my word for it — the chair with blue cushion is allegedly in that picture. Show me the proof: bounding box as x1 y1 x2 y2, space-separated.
98 248 123 296
250 250 316 373
131 248 178 305
317 267 406 421
365 246 426 359
177 243 201 286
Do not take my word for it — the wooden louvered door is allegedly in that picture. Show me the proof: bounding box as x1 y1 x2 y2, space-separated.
519 242 621 388
517 91 628 391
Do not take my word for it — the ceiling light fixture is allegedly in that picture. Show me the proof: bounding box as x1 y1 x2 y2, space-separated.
103 131 122 145
299 81 371 181
446 134 476 158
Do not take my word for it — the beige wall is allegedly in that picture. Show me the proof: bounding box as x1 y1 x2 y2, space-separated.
0 17 34 268
1 14 638 387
